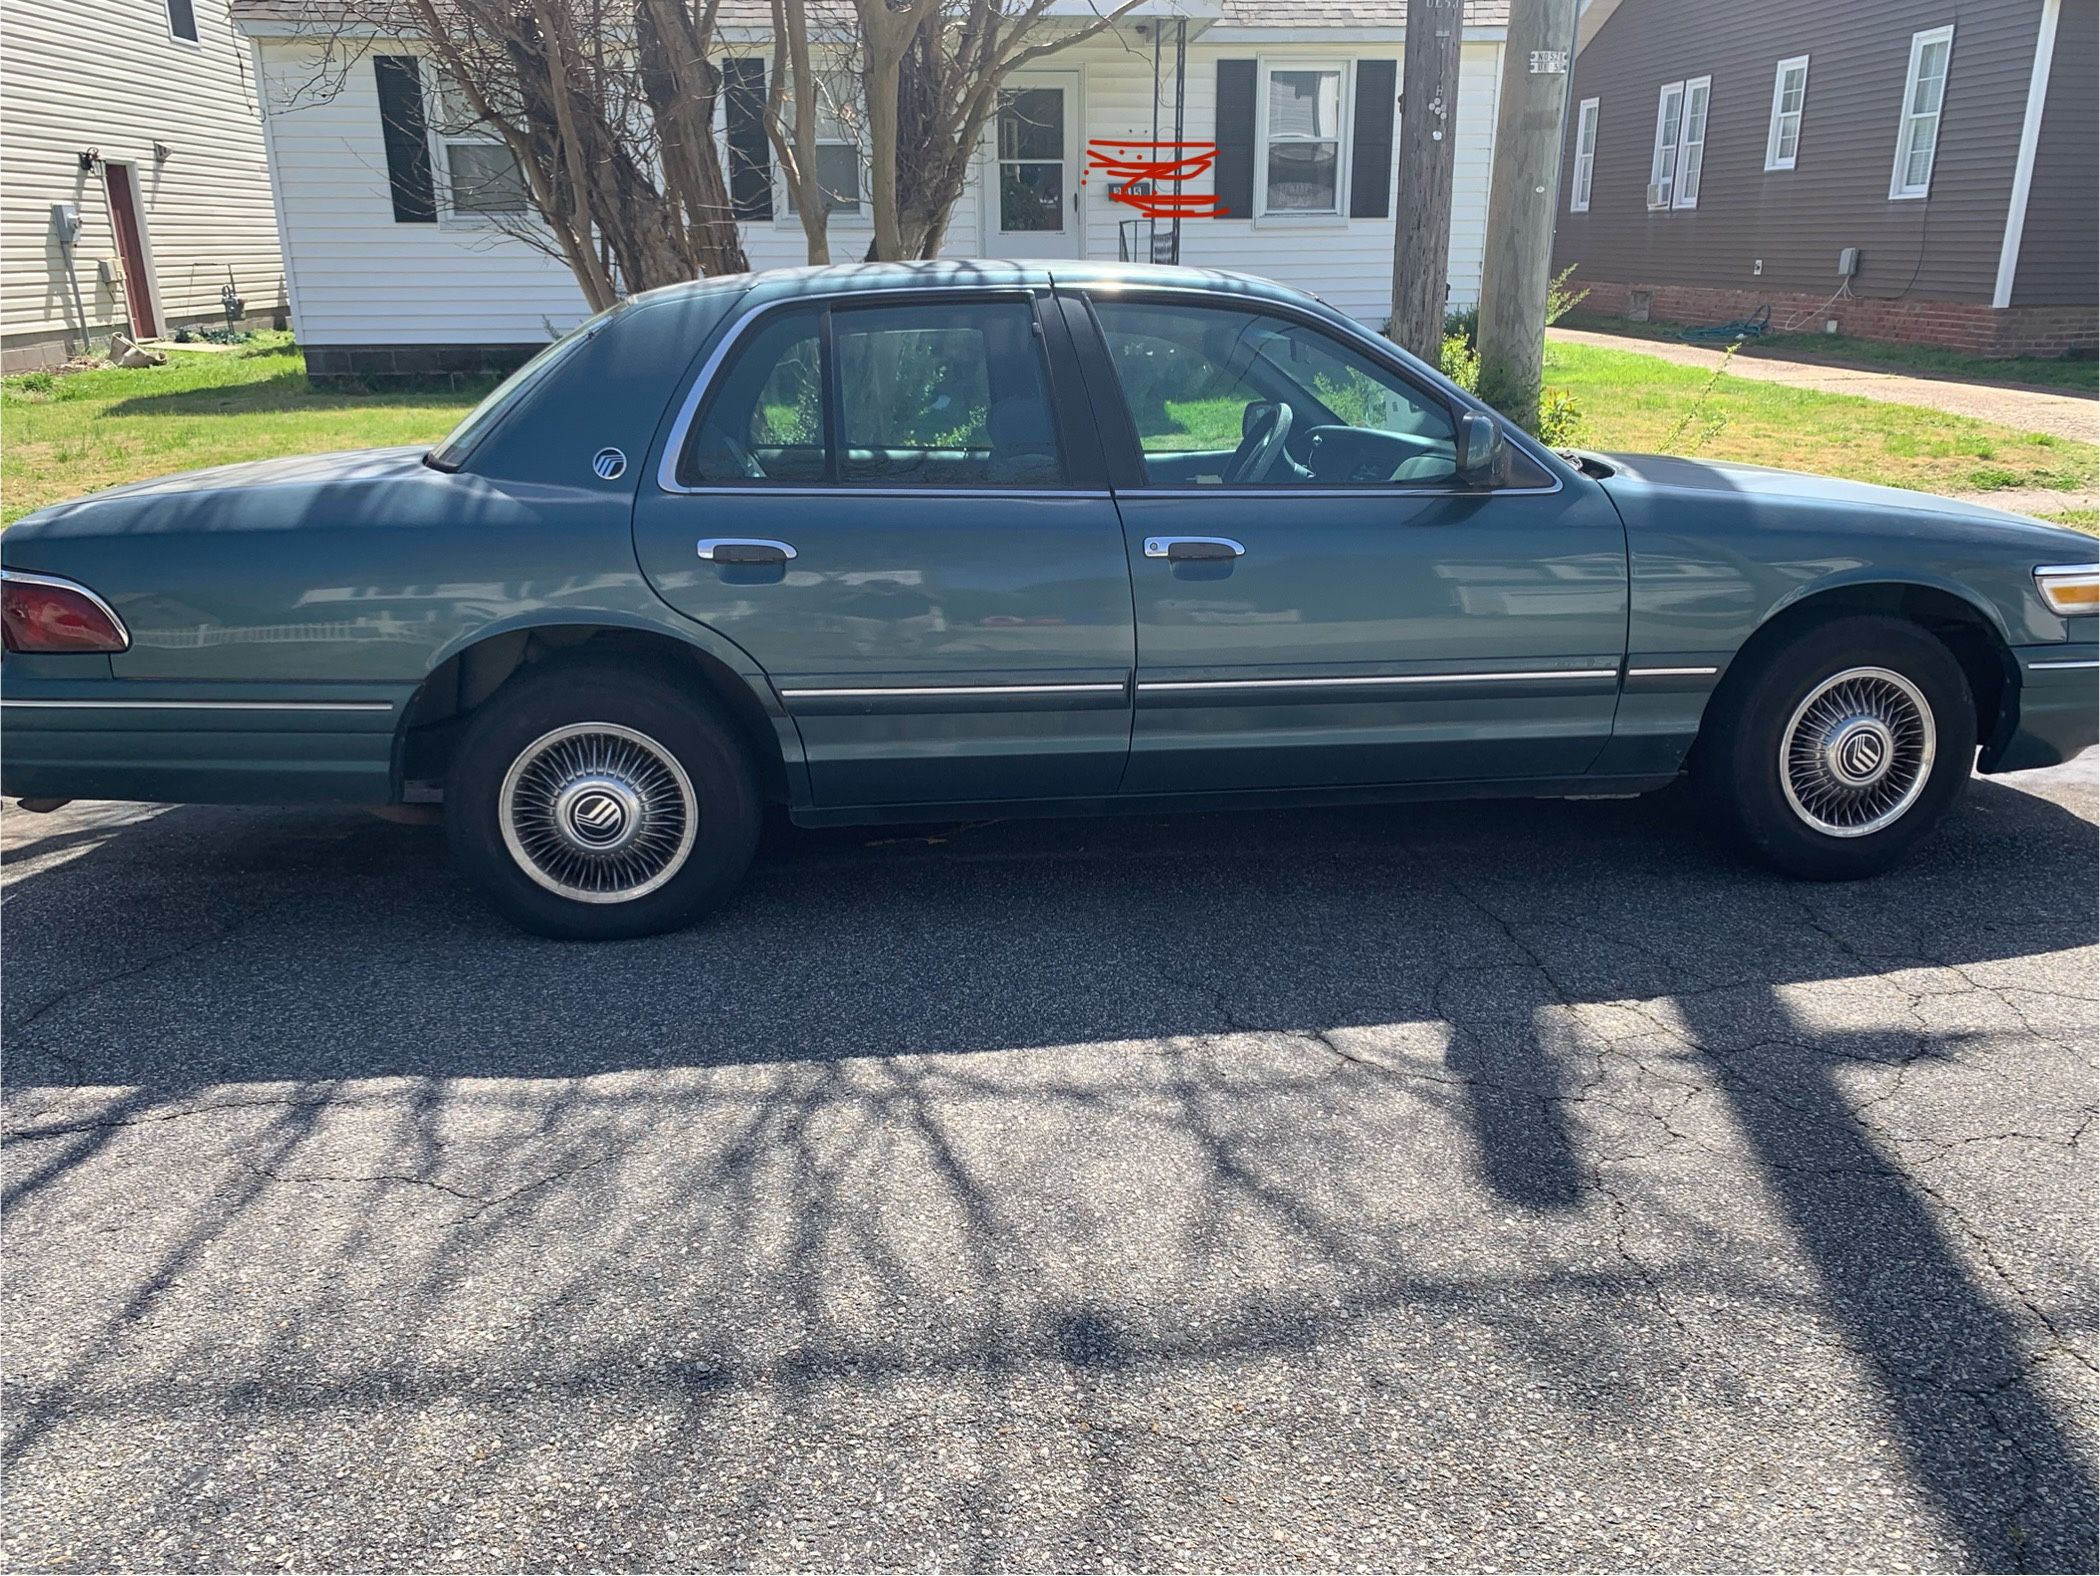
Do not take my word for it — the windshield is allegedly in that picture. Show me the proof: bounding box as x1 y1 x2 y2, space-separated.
426 303 627 470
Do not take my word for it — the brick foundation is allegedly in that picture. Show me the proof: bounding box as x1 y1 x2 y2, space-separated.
1571 278 2098 360
302 343 545 390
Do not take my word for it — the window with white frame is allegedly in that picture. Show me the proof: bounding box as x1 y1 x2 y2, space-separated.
1648 81 1684 208
784 66 863 216
431 79 529 216
1570 97 1599 212
1765 55 1809 171
1890 25 1953 199
1674 76 1710 207
1647 76 1709 210
165 0 199 43
1261 64 1345 214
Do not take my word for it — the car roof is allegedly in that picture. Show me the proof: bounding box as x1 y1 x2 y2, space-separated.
628 259 1321 309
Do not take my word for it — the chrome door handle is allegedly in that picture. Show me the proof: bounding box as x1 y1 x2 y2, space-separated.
1143 536 1244 562
698 538 796 565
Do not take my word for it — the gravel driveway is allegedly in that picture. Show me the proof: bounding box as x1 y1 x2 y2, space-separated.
4 766 2096 1572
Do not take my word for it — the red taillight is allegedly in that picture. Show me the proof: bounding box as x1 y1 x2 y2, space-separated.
1 574 129 654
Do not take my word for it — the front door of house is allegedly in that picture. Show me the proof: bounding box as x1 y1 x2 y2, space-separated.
985 73 1082 258
103 163 157 338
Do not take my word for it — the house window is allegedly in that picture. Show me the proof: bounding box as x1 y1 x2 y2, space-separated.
432 81 530 216
1891 26 1954 199
1765 55 1809 171
785 68 863 216
1570 97 1599 212
1261 64 1345 214
165 0 199 43
1647 76 1709 210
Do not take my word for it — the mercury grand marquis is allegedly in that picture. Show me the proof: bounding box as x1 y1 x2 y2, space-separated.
4 263 2094 938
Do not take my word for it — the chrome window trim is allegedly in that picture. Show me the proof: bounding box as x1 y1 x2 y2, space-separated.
1135 669 1619 693
0 569 132 652
655 286 1074 497
0 698 395 712
780 681 1126 700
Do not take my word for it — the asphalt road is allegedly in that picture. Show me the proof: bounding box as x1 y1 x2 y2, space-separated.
4 765 2096 1572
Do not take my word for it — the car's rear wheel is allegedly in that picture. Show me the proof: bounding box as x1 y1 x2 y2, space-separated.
1701 615 1976 880
445 663 760 939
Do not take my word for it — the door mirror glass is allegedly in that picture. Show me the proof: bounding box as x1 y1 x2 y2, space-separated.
1455 410 1503 484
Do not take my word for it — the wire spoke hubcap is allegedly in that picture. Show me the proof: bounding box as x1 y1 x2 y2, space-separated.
499 723 698 903
1780 667 1936 838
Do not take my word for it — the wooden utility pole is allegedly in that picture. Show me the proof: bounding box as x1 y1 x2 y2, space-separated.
1476 0 1577 431
1389 0 1464 361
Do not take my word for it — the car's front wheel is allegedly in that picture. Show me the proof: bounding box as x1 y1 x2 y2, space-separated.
1702 614 1976 880
445 663 760 939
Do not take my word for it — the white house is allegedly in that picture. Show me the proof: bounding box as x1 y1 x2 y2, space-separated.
1 0 288 371
230 0 1511 385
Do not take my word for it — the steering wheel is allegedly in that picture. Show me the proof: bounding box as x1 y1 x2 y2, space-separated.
717 429 766 480
1226 401 1294 484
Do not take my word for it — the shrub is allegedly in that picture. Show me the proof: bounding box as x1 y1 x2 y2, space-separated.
1440 333 1480 394
1537 387 1586 449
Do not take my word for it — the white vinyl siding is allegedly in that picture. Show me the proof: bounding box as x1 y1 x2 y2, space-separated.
1647 75 1708 210
1570 96 1599 211
1890 25 1954 199
249 33 1504 346
1764 55 1808 171
1 0 284 367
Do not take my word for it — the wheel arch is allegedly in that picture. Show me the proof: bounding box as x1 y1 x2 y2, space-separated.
396 616 800 806
1700 578 2017 762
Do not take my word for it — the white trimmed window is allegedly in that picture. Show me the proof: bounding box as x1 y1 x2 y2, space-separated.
1674 76 1711 208
1647 76 1709 210
1260 63 1346 214
1570 97 1599 212
432 80 529 216
1647 81 1683 208
1765 55 1809 171
784 66 864 217
1891 26 1954 199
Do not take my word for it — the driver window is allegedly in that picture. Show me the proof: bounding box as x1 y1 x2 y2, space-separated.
1091 299 1458 487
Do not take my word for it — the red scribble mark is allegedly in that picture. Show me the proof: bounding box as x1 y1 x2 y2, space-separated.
1084 140 1229 218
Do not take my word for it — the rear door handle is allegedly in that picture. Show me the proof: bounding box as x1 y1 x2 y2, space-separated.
698 538 796 565
1143 536 1245 562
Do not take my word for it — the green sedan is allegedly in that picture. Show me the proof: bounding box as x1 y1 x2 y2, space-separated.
3 263 2094 938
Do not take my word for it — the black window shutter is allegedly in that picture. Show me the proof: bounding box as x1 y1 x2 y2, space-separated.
724 58 773 222
1214 59 1256 219
1349 59 1397 219
373 56 437 223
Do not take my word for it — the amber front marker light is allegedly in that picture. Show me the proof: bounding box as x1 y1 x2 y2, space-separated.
2034 564 2100 618
0 570 130 654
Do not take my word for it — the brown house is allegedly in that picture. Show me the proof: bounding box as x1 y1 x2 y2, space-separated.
1553 0 2095 357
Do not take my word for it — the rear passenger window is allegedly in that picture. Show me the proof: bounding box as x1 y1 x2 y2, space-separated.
681 297 1065 489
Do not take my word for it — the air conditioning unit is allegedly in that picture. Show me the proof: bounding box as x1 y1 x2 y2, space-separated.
1645 182 1671 209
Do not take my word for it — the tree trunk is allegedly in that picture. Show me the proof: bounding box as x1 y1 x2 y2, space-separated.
1390 0 1462 360
1476 0 1577 432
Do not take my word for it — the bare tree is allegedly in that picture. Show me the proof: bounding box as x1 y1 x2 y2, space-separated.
850 0 1145 261
300 0 750 302
764 0 833 264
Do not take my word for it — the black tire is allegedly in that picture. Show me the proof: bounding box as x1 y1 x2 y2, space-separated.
1700 614 1976 880
444 661 761 939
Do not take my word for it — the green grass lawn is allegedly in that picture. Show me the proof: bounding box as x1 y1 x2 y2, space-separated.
2 334 2093 526
1545 341 2098 495
1 335 480 525
1559 312 2100 395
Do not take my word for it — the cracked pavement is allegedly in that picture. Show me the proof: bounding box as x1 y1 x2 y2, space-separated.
3 765 2096 1572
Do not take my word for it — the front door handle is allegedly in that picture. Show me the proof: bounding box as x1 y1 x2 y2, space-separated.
1144 536 1245 562
698 538 796 565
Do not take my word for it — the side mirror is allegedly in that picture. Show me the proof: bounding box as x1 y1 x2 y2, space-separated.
1455 410 1504 485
